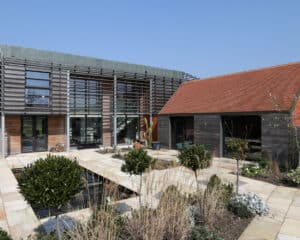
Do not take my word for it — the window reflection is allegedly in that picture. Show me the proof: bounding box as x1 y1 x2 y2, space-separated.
25 71 50 107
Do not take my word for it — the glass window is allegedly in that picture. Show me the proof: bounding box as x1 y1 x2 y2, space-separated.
26 71 50 80
26 79 50 88
25 71 50 107
69 78 101 114
26 89 49 96
117 116 139 144
26 96 49 106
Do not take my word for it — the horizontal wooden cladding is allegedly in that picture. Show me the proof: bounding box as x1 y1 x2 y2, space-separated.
194 115 221 156
2 60 67 114
1 57 184 116
3 64 25 111
157 115 171 148
261 113 290 163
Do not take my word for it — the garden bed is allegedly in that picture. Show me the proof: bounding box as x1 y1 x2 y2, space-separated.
242 173 300 188
112 153 179 170
13 167 137 218
214 209 254 240
240 162 300 188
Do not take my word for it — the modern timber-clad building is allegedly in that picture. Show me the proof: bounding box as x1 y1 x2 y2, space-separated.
0 45 188 156
158 62 300 165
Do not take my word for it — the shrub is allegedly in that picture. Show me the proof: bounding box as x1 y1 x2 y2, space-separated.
0 228 12 240
121 148 153 175
18 155 82 239
179 144 212 171
226 138 249 194
287 167 300 185
229 192 268 217
206 174 222 190
228 201 253 219
241 163 261 177
66 204 122 240
121 148 153 206
255 156 268 169
18 155 82 210
179 144 212 189
206 174 233 205
188 225 223 240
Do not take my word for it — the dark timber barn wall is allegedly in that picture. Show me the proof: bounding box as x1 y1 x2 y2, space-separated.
158 112 291 161
157 115 171 148
261 113 290 164
194 115 221 157
158 114 222 157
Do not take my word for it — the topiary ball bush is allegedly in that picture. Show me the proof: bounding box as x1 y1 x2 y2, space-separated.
121 148 153 175
179 144 212 172
18 155 82 210
0 228 12 240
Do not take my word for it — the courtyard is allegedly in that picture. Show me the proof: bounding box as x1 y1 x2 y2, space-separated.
0 149 299 239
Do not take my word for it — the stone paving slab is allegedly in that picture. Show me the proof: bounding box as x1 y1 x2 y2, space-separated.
280 218 300 238
239 216 282 240
277 233 300 240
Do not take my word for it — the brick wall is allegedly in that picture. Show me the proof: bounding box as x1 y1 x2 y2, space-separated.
102 80 113 146
48 115 65 150
6 115 21 155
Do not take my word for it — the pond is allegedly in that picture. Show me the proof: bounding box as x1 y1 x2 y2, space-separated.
12 168 137 218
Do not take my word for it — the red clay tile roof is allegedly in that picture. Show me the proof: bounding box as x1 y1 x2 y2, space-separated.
160 62 300 115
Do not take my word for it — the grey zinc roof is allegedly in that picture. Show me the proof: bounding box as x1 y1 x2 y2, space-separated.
0 44 184 79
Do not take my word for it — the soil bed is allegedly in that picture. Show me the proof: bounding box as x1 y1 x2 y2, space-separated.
241 173 300 188
214 209 254 240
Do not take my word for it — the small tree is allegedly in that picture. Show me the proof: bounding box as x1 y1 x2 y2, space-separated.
226 138 248 194
144 117 153 148
121 148 153 206
178 144 212 190
18 155 82 239
0 228 12 240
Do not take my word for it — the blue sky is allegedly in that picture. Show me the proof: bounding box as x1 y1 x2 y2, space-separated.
1 1 299 78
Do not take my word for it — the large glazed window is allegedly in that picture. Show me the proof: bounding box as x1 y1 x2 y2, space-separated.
70 116 102 146
25 71 50 107
69 78 102 114
117 115 139 144
117 79 149 114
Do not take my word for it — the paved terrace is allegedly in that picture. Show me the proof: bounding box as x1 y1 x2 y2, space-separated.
0 149 299 239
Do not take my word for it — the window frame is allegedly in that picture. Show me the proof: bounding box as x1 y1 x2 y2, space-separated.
25 71 51 108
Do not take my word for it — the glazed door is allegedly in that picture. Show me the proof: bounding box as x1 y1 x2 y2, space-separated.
22 116 48 152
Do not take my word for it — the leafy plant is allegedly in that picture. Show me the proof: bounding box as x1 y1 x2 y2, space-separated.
112 147 123 159
188 225 223 240
228 201 253 219
228 192 268 217
206 174 233 204
241 163 261 177
0 228 12 240
179 144 212 190
226 138 249 194
121 148 153 206
18 155 82 239
287 167 300 185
